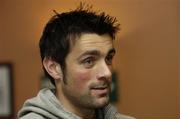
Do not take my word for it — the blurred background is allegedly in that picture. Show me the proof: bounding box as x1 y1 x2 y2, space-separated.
0 0 179 119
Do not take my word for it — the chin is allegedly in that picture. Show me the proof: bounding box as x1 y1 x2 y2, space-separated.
94 97 110 108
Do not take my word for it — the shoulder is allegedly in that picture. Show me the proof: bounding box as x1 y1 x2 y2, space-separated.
103 104 135 119
115 113 136 119
19 112 45 119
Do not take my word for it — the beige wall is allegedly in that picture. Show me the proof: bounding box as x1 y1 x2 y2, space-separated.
0 0 179 119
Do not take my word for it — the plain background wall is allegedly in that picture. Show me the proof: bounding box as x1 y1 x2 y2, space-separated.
0 0 179 119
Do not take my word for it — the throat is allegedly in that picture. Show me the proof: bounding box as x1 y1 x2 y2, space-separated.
79 110 95 119
56 87 95 119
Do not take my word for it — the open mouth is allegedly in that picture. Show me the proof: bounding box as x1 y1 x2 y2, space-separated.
92 86 108 89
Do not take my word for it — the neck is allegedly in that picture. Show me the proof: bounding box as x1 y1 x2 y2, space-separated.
74 109 95 119
55 85 95 119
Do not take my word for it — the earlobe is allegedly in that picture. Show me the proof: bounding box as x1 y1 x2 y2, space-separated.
43 57 63 80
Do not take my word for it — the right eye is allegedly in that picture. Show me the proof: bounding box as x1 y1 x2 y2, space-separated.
82 57 96 68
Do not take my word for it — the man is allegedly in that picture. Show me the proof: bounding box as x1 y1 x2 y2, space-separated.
18 4 135 119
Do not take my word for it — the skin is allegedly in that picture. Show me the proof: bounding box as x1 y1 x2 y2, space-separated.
44 33 116 119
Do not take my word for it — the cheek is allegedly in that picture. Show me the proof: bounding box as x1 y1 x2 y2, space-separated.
72 69 92 89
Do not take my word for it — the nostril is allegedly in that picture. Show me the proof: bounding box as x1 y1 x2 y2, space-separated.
96 71 112 81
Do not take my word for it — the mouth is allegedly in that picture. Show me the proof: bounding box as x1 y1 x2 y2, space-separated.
91 86 110 96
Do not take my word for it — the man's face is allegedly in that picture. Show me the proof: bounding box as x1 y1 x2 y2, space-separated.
61 33 115 109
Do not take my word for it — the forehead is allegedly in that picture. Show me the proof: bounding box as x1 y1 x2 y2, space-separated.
71 33 114 52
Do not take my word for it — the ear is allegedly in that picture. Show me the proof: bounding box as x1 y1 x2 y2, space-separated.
43 57 63 80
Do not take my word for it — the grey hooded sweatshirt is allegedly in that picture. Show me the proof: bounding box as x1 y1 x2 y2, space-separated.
18 88 135 119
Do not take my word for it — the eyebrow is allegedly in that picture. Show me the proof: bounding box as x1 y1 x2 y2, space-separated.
78 48 116 59
108 48 116 55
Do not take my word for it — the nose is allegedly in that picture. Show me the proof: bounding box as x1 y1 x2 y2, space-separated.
96 61 112 81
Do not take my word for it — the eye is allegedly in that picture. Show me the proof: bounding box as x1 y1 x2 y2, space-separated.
82 56 96 68
105 54 114 65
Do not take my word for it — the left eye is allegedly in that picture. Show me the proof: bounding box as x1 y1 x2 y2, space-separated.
105 55 113 65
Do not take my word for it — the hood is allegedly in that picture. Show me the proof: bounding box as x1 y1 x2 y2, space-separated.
18 88 134 119
18 88 81 119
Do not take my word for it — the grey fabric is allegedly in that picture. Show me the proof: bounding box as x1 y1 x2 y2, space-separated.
18 88 135 119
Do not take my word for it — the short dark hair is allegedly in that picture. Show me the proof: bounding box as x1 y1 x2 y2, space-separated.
39 3 120 85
